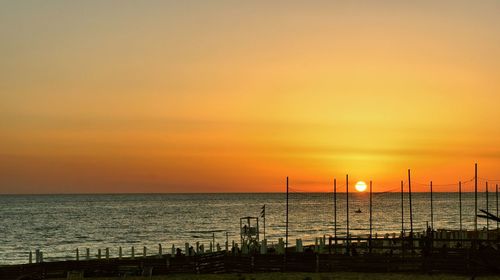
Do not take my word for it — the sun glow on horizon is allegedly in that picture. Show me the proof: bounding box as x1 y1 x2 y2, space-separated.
355 181 367 192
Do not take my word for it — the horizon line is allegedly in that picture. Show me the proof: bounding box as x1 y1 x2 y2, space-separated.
0 191 490 196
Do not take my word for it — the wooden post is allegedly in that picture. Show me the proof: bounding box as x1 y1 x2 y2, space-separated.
408 169 413 237
496 184 499 230
475 163 478 232
119 246 122 259
285 177 289 272
401 181 404 236
159 244 162 257
285 176 289 252
185 243 189 257
486 182 489 231
29 251 32 264
346 174 349 253
459 181 462 233
86 248 90 260
430 181 433 230
105 248 109 260
295 238 304 253
76 248 79 261
131 246 135 259
98 249 101 259
261 239 267 254
328 237 332 254
225 232 229 253
35 249 40 263
212 233 215 251
334 178 337 252
369 180 373 253
143 246 147 258
400 180 405 258
284 176 289 272
262 205 266 241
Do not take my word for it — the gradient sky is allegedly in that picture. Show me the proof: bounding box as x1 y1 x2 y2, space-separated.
1 1 499 193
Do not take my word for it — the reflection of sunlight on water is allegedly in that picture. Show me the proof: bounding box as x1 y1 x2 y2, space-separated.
0 192 491 264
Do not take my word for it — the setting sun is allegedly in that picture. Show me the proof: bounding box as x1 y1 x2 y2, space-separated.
355 181 367 192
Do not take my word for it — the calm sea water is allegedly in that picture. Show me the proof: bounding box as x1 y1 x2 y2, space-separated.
0 192 496 264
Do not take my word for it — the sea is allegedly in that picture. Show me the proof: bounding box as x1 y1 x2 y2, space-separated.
0 192 496 264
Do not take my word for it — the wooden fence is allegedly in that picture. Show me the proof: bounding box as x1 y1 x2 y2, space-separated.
2 247 499 279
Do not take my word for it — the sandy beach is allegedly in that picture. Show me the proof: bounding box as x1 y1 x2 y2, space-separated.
61 272 500 280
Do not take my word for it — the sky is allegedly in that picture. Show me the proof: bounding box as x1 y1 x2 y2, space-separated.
1 1 499 194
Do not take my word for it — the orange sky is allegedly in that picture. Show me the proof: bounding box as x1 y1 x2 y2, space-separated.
1 1 500 193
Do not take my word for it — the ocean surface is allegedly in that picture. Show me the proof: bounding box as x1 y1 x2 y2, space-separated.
0 192 497 264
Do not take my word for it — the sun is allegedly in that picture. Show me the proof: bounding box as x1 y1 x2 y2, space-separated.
355 181 367 192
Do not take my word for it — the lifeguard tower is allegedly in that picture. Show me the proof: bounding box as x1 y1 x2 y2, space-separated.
240 216 259 246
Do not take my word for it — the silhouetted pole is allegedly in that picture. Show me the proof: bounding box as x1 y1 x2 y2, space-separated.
286 176 289 251
408 169 413 237
459 181 462 233
486 182 489 231
401 180 405 257
333 178 337 248
369 180 373 253
496 184 499 230
475 163 478 232
401 180 404 236
262 205 266 240
430 181 434 230
346 174 349 252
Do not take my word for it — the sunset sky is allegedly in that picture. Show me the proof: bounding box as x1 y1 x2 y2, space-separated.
1 1 499 193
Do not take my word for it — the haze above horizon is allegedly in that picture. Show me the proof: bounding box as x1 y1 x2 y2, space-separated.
1 1 499 194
